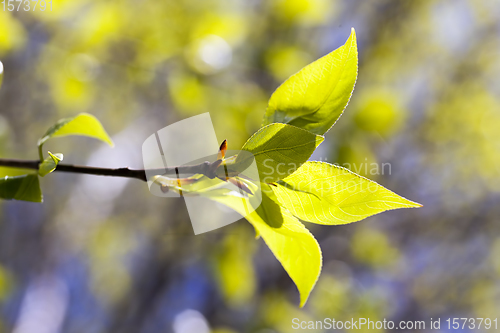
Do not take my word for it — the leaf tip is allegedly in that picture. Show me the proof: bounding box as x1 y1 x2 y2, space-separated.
298 278 318 308
350 27 357 39
405 198 423 208
102 135 114 148
299 296 308 308
98 133 114 147
348 27 357 46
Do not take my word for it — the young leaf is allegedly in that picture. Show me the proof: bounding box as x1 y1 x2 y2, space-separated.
232 123 324 183
273 162 421 225
38 113 114 159
0 174 43 203
199 184 322 307
38 152 63 177
217 139 227 160
262 28 358 135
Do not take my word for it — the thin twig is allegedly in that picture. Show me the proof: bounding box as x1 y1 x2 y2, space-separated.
0 158 215 182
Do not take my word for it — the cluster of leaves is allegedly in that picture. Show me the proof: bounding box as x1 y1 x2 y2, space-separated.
0 29 420 306
155 29 420 306
0 112 113 202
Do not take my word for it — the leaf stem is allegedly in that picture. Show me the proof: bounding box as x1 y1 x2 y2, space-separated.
38 144 44 161
0 158 216 182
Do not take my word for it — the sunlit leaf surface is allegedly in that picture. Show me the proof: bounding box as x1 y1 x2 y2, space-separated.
235 123 323 182
273 162 421 225
263 28 358 135
200 184 322 307
38 113 114 149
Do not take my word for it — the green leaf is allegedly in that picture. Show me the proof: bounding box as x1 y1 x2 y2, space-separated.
0 174 43 203
231 123 324 183
38 152 63 177
262 28 358 135
273 162 422 225
38 113 114 159
200 183 322 307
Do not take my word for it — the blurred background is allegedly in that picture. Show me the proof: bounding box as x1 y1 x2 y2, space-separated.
1 0 500 332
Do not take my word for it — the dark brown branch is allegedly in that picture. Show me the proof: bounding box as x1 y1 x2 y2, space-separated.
0 158 215 182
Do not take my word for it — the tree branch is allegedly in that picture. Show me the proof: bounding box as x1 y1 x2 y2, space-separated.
0 158 215 182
